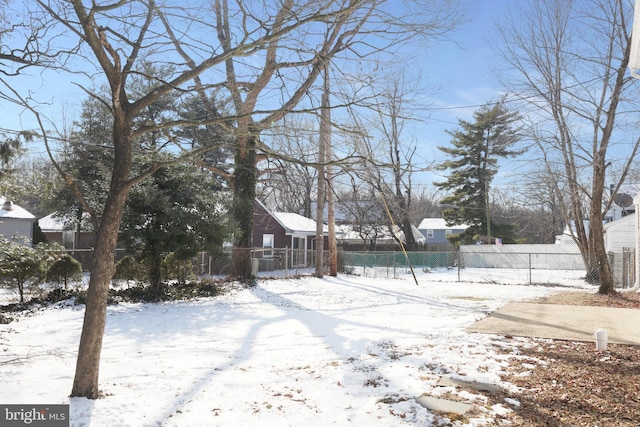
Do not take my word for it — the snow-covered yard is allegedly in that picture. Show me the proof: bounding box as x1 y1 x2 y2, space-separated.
0 268 592 426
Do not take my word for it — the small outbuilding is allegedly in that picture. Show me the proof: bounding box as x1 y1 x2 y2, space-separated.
0 197 35 243
38 212 95 249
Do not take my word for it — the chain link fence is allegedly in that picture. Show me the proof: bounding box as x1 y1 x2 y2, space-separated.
342 248 588 285
48 245 637 288
8 245 623 305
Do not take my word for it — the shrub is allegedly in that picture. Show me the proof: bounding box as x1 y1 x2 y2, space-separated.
0 236 48 303
46 254 83 290
114 256 145 283
161 252 195 285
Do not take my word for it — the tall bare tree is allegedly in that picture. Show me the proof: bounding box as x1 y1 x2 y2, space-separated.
4 0 462 398
258 119 319 216
498 0 640 293
344 71 429 249
214 1 460 278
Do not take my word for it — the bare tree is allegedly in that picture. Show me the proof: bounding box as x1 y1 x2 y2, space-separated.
498 0 640 293
258 119 319 216
344 71 430 249
4 0 461 398
215 1 461 278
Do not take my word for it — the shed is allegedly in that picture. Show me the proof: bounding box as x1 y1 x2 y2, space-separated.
0 197 35 243
604 214 635 253
38 212 95 249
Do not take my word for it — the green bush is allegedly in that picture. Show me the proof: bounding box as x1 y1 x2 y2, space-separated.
46 254 83 290
161 252 195 285
0 236 53 303
114 256 145 283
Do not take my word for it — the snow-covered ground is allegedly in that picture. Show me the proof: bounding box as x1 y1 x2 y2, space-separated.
0 268 593 426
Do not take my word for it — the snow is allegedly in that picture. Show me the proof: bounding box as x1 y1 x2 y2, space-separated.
0 268 592 426
0 196 35 219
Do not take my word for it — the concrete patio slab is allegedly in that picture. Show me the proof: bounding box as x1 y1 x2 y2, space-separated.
466 303 640 345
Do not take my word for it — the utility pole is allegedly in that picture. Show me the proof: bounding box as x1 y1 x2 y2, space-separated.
315 63 329 277
325 65 337 276
485 180 491 244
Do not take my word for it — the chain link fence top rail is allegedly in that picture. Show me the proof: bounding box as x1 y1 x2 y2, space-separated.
37 243 622 292
342 245 589 285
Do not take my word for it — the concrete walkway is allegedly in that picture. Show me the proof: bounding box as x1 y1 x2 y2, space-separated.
466 303 640 345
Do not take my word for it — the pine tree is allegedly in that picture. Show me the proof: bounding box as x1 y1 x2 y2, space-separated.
435 102 523 245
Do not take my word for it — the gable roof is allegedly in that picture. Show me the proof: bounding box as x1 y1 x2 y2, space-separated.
0 197 35 220
38 212 65 232
38 211 93 232
272 211 326 235
418 218 468 230
256 199 326 235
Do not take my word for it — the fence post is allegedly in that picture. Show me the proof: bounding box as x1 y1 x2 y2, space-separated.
285 246 289 278
529 253 532 285
457 251 461 282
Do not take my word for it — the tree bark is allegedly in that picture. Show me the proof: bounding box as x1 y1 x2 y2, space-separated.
230 133 257 279
149 240 162 293
70 187 127 398
70 98 133 398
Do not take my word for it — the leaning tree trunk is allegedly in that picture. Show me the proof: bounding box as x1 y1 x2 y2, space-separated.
590 191 615 294
70 187 128 398
71 114 133 398
230 133 257 280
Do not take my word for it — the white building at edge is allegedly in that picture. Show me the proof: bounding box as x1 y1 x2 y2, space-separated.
0 197 36 243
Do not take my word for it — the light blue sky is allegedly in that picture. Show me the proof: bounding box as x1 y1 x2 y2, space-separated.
5 0 515 190
404 0 516 191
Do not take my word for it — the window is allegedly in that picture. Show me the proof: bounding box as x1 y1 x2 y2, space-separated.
262 234 274 258
445 229 453 235
426 229 434 238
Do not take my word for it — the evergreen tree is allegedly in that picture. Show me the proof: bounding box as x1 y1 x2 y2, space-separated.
435 102 523 245
120 159 233 291
0 131 33 200
175 94 234 189
46 254 83 291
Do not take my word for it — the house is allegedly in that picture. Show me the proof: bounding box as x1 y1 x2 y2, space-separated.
253 199 327 268
603 215 636 287
0 197 36 243
38 212 96 249
418 218 468 247
604 215 635 253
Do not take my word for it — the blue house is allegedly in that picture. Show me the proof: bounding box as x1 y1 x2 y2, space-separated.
418 218 468 246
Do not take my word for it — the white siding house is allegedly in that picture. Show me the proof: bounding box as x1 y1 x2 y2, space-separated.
604 214 635 253
603 215 636 287
0 197 35 242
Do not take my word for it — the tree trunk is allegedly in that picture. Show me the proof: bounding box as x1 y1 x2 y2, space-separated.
17 279 24 304
71 111 132 399
70 188 127 398
315 162 325 278
148 240 162 293
591 196 615 294
230 134 257 280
